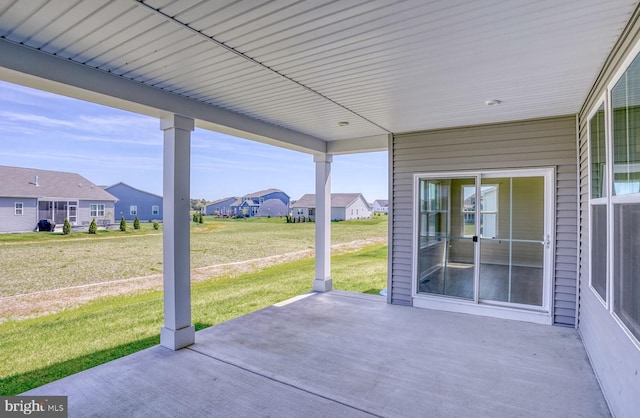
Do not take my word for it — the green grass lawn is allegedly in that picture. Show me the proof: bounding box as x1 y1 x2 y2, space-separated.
0 244 387 395
0 216 387 297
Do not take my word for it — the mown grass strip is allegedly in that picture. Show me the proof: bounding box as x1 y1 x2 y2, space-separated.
0 216 387 297
0 244 387 395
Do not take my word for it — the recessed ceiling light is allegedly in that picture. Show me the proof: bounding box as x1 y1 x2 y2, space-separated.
485 99 502 106
338 121 349 126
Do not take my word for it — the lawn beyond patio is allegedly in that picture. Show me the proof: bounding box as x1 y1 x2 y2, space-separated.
0 214 388 396
0 216 387 297
0 244 387 395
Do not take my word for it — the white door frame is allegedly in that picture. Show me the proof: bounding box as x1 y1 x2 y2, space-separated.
411 168 555 324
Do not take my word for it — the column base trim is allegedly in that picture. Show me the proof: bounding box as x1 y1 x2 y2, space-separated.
313 278 333 292
160 325 195 350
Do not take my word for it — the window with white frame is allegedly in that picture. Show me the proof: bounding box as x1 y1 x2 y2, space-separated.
610 53 640 341
152 205 159 216
90 204 105 217
15 202 23 215
462 185 498 238
588 47 640 343
588 102 608 303
130 205 137 215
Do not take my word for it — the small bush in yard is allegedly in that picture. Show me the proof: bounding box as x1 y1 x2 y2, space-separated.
88 219 97 234
133 215 140 230
119 216 127 232
62 218 71 235
198 213 203 224
192 213 198 222
153 221 160 230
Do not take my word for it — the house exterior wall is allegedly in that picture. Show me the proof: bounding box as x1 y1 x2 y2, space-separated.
576 8 640 417
0 197 37 232
345 196 371 220
261 191 289 206
373 201 388 213
257 199 288 217
204 198 236 216
78 200 115 225
106 184 163 221
391 116 578 327
331 207 346 221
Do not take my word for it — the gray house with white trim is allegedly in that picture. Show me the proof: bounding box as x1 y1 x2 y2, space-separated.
292 193 371 221
372 199 389 214
0 165 117 232
3 2 640 415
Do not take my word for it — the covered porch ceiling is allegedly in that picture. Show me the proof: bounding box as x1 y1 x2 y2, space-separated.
0 0 637 154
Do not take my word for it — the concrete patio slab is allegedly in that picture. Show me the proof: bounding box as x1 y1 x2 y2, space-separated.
26 291 609 417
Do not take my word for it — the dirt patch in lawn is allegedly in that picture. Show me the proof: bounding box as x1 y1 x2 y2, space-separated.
0 237 386 323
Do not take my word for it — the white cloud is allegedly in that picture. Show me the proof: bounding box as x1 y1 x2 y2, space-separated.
0 111 75 128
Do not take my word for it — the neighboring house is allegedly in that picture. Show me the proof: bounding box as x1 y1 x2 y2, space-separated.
203 197 237 216
104 182 163 221
0 165 117 233
230 189 289 217
372 199 389 214
292 193 372 221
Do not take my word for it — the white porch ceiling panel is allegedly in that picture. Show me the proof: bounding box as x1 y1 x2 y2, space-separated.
0 0 637 149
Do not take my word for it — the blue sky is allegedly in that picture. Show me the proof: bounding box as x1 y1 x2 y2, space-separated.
0 80 388 202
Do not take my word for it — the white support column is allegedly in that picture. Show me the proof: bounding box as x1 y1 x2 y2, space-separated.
160 114 195 350
313 154 333 292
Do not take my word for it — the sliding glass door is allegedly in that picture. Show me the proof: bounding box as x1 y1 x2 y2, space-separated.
478 176 545 307
415 170 552 314
417 177 476 300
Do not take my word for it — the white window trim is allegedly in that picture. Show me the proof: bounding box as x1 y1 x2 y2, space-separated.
595 36 640 349
15 202 23 216
90 203 105 218
461 184 498 238
130 205 137 215
152 205 159 215
586 96 609 308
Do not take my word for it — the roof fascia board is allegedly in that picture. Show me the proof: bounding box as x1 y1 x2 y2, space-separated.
326 134 390 154
0 39 326 154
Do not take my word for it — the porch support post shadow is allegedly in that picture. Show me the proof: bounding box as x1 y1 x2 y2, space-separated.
313 153 333 292
160 114 195 350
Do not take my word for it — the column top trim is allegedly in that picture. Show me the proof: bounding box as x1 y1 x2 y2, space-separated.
313 154 333 163
161 114 195 131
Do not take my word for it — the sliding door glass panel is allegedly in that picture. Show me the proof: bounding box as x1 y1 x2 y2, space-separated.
417 177 475 300
479 176 545 306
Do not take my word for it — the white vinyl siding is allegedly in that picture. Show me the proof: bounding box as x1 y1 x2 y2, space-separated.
392 116 577 325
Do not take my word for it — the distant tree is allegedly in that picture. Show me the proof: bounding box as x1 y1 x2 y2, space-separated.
119 216 127 232
133 215 140 230
88 219 97 234
62 218 72 235
190 198 208 212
